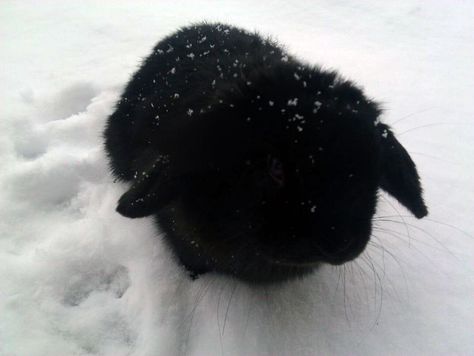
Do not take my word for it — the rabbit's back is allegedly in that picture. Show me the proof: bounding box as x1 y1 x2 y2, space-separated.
104 23 284 180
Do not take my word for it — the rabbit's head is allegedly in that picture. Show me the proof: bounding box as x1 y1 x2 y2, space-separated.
116 65 427 283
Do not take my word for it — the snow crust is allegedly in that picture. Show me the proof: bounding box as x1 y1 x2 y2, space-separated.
1 1 473 355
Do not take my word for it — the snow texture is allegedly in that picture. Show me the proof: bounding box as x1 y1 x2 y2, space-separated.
1 1 473 355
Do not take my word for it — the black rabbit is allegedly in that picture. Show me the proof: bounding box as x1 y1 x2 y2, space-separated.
104 23 427 283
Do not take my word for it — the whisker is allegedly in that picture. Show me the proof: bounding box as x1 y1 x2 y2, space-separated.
374 219 456 258
379 195 411 246
342 264 349 323
216 280 228 356
375 215 473 239
181 275 217 356
359 254 384 327
373 225 445 256
222 280 238 337
352 259 371 309
397 122 467 136
422 218 473 239
408 151 454 164
367 238 408 297
389 107 435 126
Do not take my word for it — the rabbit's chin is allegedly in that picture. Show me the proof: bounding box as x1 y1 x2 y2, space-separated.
155 203 370 284
258 241 367 270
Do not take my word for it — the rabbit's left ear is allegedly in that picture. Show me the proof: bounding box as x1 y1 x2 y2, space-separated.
116 165 181 218
378 125 428 218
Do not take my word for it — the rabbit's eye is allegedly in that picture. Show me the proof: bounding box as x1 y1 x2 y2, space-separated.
268 155 285 187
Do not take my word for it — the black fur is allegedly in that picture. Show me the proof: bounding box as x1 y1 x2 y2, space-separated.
104 23 427 284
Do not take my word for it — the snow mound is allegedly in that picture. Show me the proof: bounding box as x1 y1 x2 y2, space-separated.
1 1 473 355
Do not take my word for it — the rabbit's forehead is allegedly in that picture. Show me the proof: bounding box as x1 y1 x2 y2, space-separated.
289 117 379 158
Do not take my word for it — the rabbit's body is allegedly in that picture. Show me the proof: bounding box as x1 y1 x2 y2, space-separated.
104 23 427 283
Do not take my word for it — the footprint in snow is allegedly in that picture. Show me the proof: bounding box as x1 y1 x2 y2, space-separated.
62 264 130 307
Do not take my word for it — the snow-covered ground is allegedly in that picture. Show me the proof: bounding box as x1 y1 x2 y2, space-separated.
1 1 473 355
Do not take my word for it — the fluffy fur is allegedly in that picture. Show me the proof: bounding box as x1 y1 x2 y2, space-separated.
104 23 427 284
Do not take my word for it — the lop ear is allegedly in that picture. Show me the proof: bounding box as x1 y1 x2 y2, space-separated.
116 160 181 218
378 125 428 218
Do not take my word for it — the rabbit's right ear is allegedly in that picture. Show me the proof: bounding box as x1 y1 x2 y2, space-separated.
116 164 180 219
378 125 428 218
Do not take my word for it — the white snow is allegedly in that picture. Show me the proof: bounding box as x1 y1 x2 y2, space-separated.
1 1 474 355
287 98 299 106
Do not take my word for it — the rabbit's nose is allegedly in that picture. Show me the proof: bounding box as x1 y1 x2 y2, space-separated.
318 236 352 256
317 232 369 265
